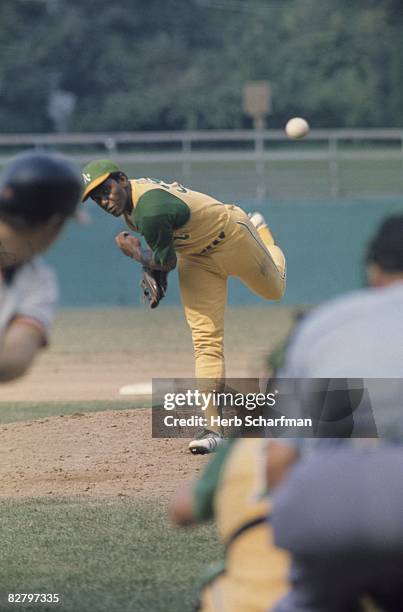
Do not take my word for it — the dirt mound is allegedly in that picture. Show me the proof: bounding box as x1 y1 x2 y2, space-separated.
0 409 208 499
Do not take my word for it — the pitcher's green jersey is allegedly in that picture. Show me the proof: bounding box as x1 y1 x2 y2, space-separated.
124 179 230 266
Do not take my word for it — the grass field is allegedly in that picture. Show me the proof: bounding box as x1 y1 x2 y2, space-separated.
0 402 220 612
0 496 219 612
0 401 140 424
113 157 403 202
3 153 401 202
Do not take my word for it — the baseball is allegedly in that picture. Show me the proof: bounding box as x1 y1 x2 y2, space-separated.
285 117 310 139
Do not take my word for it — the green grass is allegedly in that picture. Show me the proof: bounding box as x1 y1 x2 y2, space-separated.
0 498 220 612
3 152 403 201
0 400 220 611
0 401 147 425
118 157 403 201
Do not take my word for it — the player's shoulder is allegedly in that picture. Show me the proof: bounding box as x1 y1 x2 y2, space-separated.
16 257 58 292
19 255 55 276
132 178 174 193
314 283 403 323
291 286 383 345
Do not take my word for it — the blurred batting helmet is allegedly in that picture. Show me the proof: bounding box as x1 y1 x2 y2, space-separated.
0 151 82 224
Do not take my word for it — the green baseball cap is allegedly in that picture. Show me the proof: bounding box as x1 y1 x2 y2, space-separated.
81 159 121 202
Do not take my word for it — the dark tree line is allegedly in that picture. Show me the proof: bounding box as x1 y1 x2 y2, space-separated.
0 0 402 132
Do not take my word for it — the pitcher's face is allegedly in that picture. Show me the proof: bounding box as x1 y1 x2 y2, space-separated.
90 176 130 217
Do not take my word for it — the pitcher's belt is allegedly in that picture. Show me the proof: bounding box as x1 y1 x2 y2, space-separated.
199 230 226 255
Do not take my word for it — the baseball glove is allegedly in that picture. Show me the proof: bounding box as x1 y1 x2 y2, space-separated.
140 268 168 309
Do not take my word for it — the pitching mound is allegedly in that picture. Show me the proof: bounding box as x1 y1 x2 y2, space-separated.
0 408 208 499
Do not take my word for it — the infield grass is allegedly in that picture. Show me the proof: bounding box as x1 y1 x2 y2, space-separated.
0 401 146 425
0 497 220 611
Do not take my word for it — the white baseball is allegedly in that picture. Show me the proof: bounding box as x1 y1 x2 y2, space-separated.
285 117 310 139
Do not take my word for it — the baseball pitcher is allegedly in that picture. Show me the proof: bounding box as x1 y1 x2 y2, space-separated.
82 160 286 453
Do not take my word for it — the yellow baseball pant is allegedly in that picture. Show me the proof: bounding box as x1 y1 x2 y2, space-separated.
178 205 286 432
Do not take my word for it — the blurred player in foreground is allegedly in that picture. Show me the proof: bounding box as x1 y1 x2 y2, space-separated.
0 152 82 382
81 160 286 454
265 214 403 610
272 446 403 612
278 213 403 379
170 438 291 611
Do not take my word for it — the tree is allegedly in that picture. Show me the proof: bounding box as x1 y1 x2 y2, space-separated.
0 0 401 131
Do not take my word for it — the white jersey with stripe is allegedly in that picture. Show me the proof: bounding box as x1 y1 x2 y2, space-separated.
0 257 59 341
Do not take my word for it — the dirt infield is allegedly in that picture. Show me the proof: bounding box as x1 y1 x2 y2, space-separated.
0 306 295 402
0 306 294 500
0 408 209 499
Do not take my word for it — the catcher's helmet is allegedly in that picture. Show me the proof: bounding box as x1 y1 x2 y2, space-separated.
0 151 82 224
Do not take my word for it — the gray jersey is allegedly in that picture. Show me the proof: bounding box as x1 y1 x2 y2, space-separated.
281 282 403 378
0 257 58 342
278 282 403 440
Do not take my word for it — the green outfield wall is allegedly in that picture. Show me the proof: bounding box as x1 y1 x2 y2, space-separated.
45 198 403 307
